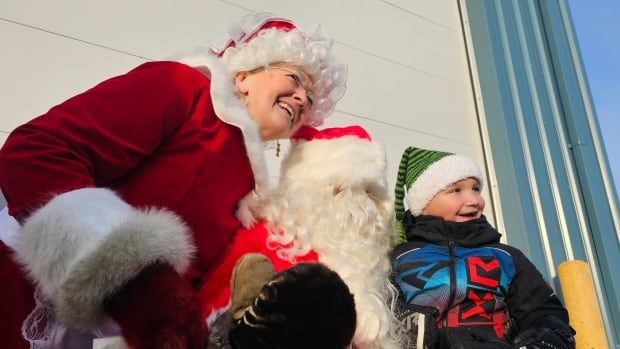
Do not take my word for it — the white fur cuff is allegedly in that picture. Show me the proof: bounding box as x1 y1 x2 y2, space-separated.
55 208 195 330
281 137 387 187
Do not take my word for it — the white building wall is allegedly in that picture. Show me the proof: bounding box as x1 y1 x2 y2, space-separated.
0 0 491 220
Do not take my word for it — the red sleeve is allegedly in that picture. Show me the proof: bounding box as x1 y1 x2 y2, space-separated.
198 223 320 320
198 224 272 318
0 61 207 220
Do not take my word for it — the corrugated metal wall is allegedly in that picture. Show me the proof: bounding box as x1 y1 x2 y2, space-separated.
460 0 619 344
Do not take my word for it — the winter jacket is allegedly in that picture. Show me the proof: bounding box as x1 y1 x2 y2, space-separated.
392 214 574 348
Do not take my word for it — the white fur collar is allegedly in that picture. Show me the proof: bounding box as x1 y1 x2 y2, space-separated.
0 207 19 249
177 54 270 226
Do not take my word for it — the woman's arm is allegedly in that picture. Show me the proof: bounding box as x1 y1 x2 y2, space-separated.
0 61 208 333
0 61 202 220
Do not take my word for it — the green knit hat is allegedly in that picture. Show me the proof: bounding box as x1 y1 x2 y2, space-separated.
394 146 483 244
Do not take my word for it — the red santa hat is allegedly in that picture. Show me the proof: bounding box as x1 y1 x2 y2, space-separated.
210 16 298 57
273 126 396 347
211 13 346 126
279 125 386 188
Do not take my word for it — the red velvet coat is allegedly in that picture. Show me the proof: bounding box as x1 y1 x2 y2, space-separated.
0 60 269 347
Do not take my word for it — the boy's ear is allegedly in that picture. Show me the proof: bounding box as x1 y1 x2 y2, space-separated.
235 71 250 95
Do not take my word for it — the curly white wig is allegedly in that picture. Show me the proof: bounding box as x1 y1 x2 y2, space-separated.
218 13 346 126
179 13 346 126
259 135 402 348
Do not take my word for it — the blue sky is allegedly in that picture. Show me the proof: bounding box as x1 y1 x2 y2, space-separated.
568 0 620 197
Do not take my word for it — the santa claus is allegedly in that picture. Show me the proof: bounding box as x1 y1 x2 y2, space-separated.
200 125 402 349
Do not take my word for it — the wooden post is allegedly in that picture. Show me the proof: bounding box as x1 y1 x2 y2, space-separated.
557 260 608 349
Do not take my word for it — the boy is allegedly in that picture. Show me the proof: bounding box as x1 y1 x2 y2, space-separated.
392 146 575 348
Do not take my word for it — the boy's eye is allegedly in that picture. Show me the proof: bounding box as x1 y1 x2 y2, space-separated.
473 185 481 192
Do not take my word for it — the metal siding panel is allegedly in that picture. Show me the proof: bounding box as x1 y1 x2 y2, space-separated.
494 0 556 279
0 132 7 149
381 0 462 31
0 20 146 133
538 0 620 344
0 0 482 148
331 44 481 145
466 0 545 261
223 0 470 84
0 0 247 61
512 0 568 283
462 0 620 344
523 1 588 263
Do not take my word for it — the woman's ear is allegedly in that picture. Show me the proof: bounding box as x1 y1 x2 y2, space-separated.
235 71 250 95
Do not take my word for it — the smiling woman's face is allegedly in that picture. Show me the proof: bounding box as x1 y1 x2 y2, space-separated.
235 63 314 141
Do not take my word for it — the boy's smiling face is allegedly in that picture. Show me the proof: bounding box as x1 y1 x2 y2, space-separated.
422 177 485 222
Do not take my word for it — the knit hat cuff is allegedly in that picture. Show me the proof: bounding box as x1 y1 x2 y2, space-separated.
405 154 482 216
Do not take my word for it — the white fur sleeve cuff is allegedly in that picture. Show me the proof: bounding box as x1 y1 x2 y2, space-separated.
14 188 196 330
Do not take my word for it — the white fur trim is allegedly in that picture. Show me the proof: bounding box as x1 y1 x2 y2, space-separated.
56 207 195 330
280 136 387 188
191 54 269 195
176 53 270 224
406 154 483 216
0 206 19 249
217 26 347 126
14 188 196 330
192 12 346 126
15 188 134 299
261 136 401 348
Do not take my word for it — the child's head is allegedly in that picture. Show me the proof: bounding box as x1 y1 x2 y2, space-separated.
395 147 484 241
422 177 484 221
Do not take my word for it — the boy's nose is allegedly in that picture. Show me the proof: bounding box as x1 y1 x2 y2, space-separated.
465 193 481 206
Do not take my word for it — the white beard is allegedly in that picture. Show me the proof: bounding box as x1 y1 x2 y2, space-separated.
260 181 401 349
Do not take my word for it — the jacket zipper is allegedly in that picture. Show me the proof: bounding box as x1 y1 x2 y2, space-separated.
442 234 457 327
